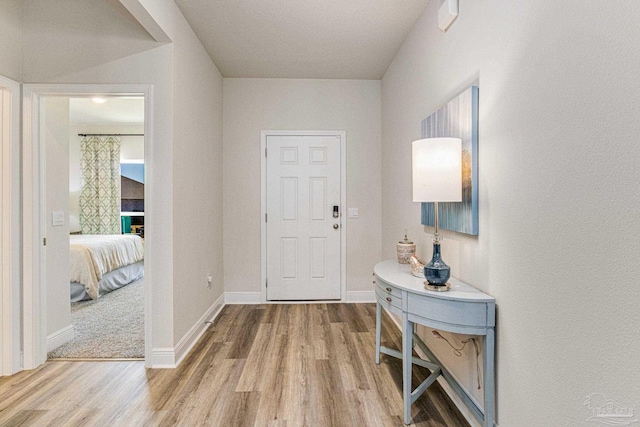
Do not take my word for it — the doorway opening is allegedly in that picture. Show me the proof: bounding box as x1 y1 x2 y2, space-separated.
43 96 146 360
22 84 153 369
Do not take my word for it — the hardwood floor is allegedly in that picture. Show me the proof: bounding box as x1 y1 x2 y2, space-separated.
0 304 470 427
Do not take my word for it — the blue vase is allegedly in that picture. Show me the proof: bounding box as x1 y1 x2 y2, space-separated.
424 243 450 286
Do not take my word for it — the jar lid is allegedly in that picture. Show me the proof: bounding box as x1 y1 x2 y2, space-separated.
399 232 413 244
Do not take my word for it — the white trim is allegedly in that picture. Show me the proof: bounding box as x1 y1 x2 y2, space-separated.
225 291 375 305
46 325 74 353
340 131 347 302
119 0 172 43
0 74 21 376
345 291 376 303
384 308 481 427
174 293 225 366
151 294 225 368
260 130 347 303
150 348 175 369
225 292 262 305
142 88 154 369
22 84 154 371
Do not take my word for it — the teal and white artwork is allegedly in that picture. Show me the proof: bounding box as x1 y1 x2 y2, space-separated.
421 86 479 235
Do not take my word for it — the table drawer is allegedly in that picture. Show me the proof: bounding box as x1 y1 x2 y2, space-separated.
375 286 402 310
374 279 402 298
407 293 489 328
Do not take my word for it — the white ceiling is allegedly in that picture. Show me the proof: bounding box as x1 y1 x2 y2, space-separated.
173 0 430 79
69 97 144 125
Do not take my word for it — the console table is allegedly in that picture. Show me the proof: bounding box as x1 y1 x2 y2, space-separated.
373 260 495 426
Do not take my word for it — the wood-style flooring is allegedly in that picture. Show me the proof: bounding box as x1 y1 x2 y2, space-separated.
0 304 470 426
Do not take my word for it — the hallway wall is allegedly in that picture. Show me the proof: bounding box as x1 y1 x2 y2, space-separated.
382 1 640 424
20 0 224 364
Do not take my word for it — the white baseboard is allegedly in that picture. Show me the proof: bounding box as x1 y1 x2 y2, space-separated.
346 290 375 303
174 293 225 366
46 325 74 353
225 291 261 304
150 348 175 369
150 293 225 368
225 291 375 304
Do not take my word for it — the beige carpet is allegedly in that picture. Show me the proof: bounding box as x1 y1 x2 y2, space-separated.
48 279 144 359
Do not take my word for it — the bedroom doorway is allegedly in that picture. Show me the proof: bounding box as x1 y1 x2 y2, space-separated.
45 96 146 360
22 84 154 369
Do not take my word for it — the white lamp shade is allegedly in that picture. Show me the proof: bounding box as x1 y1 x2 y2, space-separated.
412 137 462 202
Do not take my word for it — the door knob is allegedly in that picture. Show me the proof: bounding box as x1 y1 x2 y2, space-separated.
333 223 339 229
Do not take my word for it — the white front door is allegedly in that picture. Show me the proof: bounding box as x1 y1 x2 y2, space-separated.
266 134 342 300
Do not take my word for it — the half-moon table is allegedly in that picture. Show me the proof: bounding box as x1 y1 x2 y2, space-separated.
373 260 496 426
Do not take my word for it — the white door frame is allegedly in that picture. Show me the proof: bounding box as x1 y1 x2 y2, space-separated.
0 75 21 376
22 84 154 369
260 130 347 303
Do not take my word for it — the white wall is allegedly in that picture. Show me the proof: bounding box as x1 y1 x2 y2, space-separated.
22 0 174 354
0 0 22 81
223 78 382 297
21 0 224 359
382 1 640 425
169 5 224 342
43 97 71 338
68 124 144 233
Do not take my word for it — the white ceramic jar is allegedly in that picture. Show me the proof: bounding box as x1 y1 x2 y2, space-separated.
396 233 416 264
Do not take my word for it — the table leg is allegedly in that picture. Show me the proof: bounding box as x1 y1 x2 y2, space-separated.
375 302 382 365
403 314 414 425
483 329 495 427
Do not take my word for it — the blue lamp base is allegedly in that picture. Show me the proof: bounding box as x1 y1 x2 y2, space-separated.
423 242 451 291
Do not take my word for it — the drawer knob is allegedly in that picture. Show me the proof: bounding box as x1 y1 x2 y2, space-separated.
373 280 376 284
386 287 392 292
386 297 392 302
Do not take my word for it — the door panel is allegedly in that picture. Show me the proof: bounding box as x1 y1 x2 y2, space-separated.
280 238 298 279
309 237 326 279
266 135 341 300
280 177 298 221
309 178 326 221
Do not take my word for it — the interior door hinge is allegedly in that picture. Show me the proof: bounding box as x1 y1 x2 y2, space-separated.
43 237 46 246
265 148 267 158
265 213 267 222
266 278 268 288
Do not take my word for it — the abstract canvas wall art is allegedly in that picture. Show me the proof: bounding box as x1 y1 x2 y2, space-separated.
420 86 478 235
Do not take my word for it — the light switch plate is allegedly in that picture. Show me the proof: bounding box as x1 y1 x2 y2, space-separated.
348 208 359 218
52 211 65 227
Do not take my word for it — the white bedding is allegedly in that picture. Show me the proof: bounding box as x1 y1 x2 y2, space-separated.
70 234 144 300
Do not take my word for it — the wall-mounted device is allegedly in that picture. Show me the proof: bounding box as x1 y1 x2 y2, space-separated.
438 0 459 31
52 211 65 227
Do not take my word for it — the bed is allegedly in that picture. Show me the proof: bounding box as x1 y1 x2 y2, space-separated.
70 234 144 302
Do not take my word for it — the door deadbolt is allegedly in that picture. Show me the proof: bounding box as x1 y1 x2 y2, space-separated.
333 223 339 229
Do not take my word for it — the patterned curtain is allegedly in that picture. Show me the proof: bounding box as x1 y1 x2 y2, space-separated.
79 136 122 234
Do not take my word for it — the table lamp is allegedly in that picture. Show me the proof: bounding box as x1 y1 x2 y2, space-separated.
412 137 462 291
